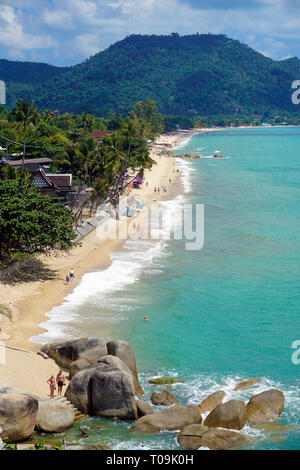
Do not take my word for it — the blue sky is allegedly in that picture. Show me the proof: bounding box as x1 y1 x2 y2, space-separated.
1 0 300 66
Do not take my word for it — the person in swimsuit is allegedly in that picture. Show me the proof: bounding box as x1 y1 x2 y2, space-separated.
56 370 66 397
47 375 56 399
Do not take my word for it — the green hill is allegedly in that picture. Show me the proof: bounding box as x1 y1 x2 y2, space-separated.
1 34 300 116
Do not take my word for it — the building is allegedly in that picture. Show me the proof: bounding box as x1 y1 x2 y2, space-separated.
32 168 74 200
90 130 109 140
4 157 52 173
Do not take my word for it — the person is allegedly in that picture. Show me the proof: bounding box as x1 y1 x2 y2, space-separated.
56 370 66 397
144 315 148 321
47 375 56 399
70 268 74 280
65 275 70 284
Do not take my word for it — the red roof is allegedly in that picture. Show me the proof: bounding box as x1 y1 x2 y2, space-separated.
91 131 109 139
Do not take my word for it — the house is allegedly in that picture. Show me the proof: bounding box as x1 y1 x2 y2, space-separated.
32 168 74 200
90 130 109 140
4 157 52 173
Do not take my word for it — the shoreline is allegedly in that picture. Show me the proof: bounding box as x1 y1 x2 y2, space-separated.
0 131 190 395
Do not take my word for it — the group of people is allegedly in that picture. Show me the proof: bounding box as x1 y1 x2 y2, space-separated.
47 370 66 399
65 268 75 284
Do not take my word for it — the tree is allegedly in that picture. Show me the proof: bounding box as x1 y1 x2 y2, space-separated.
0 180 76 258
130 99 164 140
10 99 39 167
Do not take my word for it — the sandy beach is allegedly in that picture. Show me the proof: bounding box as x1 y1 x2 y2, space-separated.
0 132 188 397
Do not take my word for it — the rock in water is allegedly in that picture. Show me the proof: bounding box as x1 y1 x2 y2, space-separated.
130 405 202 434
198 391 226 414
204 399 247 430
199 428 253 450
107 340 144 395
148 376 184 385
246 389 285 424
233 378 261 392
98 355 140 395
177 424 210 450
41 337 107 371
136 400 154 417
151 390 179 406
0 393 38 441
36 400 75 433
67 363 137 420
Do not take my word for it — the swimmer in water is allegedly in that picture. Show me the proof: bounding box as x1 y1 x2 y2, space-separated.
144 315 148 321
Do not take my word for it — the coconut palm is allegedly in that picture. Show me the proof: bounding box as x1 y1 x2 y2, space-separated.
10 99 39 168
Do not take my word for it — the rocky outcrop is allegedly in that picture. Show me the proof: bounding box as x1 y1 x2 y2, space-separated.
0 393 38 441
180 153 200 159
151 390 179 406
98 354 140 395
66 363 137 420
41 337 108 372
204 399 247 430
246 389 285 424
107 340 144 395
177 424 252 450
177 424 210 449
130 405 202 434
234 378 261 392
136 400 154 417
199 428 252 450
36 400 75 433
198 391 226 414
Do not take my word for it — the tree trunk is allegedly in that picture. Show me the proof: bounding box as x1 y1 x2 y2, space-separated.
22 137 26 168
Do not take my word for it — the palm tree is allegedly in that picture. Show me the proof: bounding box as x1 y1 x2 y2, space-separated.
11 99 39 168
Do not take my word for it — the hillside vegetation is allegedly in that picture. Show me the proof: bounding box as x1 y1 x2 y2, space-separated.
1 34 300 117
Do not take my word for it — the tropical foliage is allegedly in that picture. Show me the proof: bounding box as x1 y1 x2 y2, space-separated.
2 34 300 118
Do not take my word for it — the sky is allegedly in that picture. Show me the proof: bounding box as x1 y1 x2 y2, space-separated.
1 0 300 66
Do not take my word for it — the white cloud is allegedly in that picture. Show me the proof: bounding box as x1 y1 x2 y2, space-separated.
0 5 56 52
2 0 300 64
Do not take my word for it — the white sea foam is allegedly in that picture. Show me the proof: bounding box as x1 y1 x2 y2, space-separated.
31 195 186 344
175 158 195 194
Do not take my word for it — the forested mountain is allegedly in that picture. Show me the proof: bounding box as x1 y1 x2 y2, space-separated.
1 34 300 117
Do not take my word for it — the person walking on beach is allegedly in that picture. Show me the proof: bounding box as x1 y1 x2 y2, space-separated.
65 275 70 284
47 375 56 399
70 268 74 281
56 370 66 397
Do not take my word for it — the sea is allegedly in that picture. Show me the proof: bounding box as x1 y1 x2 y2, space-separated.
32 127 300 450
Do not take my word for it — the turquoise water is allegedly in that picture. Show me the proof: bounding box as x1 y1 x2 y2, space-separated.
34 127 300 449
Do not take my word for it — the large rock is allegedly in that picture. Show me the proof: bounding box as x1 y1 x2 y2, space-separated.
0 393 38 441
177 424 210 450
199 428 253 450
107 340 144 395
36 400 75 433
67 363 137 420
130 405 202 434
151 390 179 406
198 391 226 414
136 400 154 417
98 355 137 393
204 400 247 430
234 378 261 392
41 337 108 372
246 389 285 424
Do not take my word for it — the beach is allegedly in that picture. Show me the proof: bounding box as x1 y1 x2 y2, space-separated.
0 132 187 397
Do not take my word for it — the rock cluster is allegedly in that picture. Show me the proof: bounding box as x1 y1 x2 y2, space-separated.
0 338 286 450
